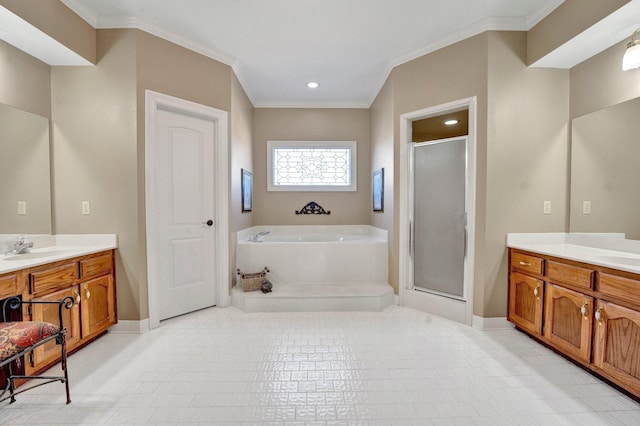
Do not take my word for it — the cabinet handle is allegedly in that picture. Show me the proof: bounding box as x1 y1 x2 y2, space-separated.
580 302 589 317
519 261 532 267
533 286 540 298
595 307 604 323
73 291 81 305
85 288 91 300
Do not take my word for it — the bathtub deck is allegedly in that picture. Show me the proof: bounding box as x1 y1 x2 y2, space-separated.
231 282 395 312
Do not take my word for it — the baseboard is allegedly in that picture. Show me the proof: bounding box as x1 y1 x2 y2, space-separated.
110 319 150 334
472 316 513 330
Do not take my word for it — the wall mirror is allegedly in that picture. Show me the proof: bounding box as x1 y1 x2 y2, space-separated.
569 97 640 240
0 103 52 236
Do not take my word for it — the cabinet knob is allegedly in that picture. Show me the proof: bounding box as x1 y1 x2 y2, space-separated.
533 286 540 298
85 289 91 300
73 291 81 305
580 302 589 318
595 307 604 323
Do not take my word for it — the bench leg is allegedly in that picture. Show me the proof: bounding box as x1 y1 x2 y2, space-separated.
60 337 71 404
7 363 15 404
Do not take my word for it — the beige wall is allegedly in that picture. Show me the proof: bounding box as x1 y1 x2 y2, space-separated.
135 30 233 315
0 0 96 64
527 0 629 65
252 108 370 225
0 40 51 118
369 77 396 291
51 30 139 319
392 33 489 314
485 31 569 317
571 39 640 119
0 40 52 235
230 73 254 286
52 28 237 321
568 38 640 240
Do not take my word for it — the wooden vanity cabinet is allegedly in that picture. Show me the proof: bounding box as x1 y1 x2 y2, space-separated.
20 250 117 373
543 283 593 363
508 271 544 335
508 248 640 399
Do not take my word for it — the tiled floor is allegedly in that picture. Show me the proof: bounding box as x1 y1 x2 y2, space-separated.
1 305 639 425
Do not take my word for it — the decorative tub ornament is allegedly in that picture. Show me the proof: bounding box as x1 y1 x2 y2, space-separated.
261 280 272 294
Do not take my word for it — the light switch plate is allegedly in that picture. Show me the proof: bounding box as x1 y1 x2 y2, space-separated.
82 201 91 215
543 201 551 215
583 201 591 215
17 201 26 215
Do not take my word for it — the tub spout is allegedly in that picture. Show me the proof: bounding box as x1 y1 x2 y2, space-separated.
249 231 270 242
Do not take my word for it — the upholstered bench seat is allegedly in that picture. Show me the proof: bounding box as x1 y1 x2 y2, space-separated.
0 297 73 405
0 322 61 361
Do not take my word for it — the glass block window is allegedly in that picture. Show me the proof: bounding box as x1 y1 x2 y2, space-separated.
267 141 357 191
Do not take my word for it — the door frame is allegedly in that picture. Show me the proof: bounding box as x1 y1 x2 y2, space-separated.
398 97 477 325
145 90 230 330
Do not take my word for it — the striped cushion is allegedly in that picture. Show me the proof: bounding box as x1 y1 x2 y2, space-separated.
0 322 60 360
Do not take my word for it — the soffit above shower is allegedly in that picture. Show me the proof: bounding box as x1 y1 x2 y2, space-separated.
60 0 564 108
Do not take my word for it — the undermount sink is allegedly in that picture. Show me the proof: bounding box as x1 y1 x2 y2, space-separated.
3 248 72 260
594 255 640 267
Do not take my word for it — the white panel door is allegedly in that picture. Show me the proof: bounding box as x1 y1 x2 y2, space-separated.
154 108 216 320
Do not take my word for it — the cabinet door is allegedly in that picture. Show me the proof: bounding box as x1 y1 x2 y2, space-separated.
543 284 593 363
28 285 81 373
508 272 544 335
593 300 640 395
80 275 116 339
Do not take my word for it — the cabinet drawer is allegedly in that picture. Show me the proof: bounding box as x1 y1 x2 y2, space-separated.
0 273 19 300
29 262 78 294
511 252 544 276
598 273 640 307
548 261 594 290
79 253 113 280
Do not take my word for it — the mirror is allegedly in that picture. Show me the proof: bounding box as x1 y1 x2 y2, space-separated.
570 97 640 240
0 103 52 235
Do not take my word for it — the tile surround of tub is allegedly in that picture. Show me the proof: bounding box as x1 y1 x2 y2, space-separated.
1 305 639 424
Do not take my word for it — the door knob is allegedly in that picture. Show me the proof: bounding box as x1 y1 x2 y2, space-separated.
204 219 213 227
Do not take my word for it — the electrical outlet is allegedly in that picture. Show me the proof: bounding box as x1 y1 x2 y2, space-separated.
82 201 91 215
543 201 551 215
17 201 26 215
583 201 591 215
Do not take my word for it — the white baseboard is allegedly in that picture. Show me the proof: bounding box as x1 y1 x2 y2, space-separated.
472 316 513 330
110 319 150 334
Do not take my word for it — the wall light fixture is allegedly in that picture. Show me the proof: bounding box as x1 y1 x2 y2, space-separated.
622 29 640 71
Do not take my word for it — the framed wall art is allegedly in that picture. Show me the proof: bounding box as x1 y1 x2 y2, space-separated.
241 168 252 212
372 167 384 212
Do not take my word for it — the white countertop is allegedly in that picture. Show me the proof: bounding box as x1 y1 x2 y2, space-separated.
0 234 117 275
507 233 640 275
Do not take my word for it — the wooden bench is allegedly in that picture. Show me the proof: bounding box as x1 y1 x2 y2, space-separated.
0 296 73 405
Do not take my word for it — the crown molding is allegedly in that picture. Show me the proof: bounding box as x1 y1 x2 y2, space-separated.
231 63 257 106
526 0 566 29
61 0 98 27
253 102 370 109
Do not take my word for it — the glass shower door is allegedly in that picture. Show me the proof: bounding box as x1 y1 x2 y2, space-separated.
412 137 467 299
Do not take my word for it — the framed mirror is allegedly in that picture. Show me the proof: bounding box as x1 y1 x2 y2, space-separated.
570 97 640 240
0 103 52 235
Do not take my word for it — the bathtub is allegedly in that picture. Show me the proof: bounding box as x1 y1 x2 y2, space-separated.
236 225 389 285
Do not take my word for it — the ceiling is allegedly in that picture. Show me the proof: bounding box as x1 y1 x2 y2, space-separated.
59 0 566 108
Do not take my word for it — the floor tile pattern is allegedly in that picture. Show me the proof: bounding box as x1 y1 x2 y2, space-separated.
1 306 639 425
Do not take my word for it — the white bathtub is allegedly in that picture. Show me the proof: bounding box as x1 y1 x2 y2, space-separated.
236 225 389 285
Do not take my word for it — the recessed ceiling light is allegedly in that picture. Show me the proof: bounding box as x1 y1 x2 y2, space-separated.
306 82 319 89
444 119 459 126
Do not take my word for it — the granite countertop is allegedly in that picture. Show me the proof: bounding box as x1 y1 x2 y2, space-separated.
0 234 117 274
507 233 640 275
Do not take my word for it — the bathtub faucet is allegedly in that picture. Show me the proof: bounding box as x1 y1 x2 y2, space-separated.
249 231 270 242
